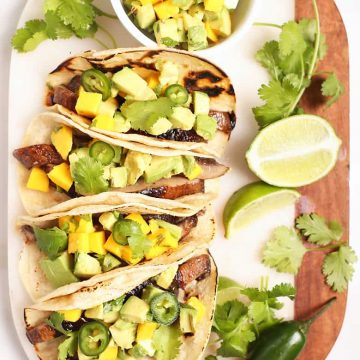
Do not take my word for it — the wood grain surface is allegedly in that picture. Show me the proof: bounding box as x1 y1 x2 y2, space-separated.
295 1 350 359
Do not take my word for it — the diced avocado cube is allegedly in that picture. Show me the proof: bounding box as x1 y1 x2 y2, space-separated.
98 98 119 118
112 145 122 164
182 155 202 180
124 151 152 185
204 0 224 12
129 342 155 357
172 0 194 10
193 91 210 115
187 24 208 51
117 349 136 360
40 252 79 288
154 19 180 48
180 304 197 334
120 296 150 323
182 12 200 31
75 90 102 118
145 116 173 136
176 17 186 42
110 319 137 349
156 220 182 240
102 253 122 272
156 265 179 289
85 304 104 320
143 155 181 184
136 4 156 29
169 106 196 130
110 167 128 188
114 112 131 133
207 7 231 37
195 114 217 140
73 253 102 279
155 60 179 87
99 212 119 231
189 4 205 21
103 296 125 323
142 285 165 303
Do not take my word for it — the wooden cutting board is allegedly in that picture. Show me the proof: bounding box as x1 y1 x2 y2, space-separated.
294 0 350 359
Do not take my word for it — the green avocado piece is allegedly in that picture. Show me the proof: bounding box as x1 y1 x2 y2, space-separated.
114 112 131 133
142 285 165 303
180 304 197 334
110 319 137 349
111 145 122 163
156 265 179 289
117 349 136 360
143 155 182 184
193 91 210 115
103 296 125 323
84 304 104 320
156 220 182 240
73 253 102 279
194 114 217 140
154 19 180 47
40 252 79 288
172 0 194 10
206 7 231 36
145 116 173 136
124 151 152 185
102 253 122 272
110 167 128 188
120 296 150 323
182 155 202 180
188 4 205 21
187 24 208 51
129 342 156 358
169 107 196 130
99 212 119 231
136 4 156 29
177 17 186 42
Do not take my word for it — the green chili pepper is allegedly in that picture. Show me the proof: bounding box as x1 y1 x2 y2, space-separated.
165 84 189 105
78 321 110 356
81 69 111 101
248 297 337 360
150 292 180 325
89 141 115 165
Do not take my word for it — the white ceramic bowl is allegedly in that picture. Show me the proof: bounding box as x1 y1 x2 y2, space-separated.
110 0 259 56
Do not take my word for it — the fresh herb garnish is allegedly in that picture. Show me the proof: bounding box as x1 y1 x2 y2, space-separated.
262 213 357 292
58 332 78 360
12 0 117 53
253 0 344 128
128 233 153 259
153 325 181 360
34 226 68 259
47 312 70 335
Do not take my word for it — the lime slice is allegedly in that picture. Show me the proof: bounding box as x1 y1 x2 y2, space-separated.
246 114 342 187
223 181 300 238
218 276 242 291
217 276 245 305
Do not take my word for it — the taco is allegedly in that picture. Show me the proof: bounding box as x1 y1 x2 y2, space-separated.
18 200 215 302
45 48 236 158
24 251 217 360
13 113 228 216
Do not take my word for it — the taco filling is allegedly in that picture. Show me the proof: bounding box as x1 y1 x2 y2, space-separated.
13 126 228 200
21 210 205 290
25 254 213 360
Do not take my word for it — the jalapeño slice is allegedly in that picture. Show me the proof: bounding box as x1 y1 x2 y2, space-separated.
150 292 180 325
89 141 115 165
78 321 110 356
165 84 189 105
81 69 111 101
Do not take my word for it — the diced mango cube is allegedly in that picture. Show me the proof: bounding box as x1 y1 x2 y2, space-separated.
148 228 177 248
104 235 123 259
144 245 168 260
91 114 115 131
26 167 49 192
58 309 82 322
51 126 73 160
89 231 107 255
120 246 142 265
98 345 118 360
47 163 73 192
59 216 77 233
147 74 160 90
125 214 150 234
75 90 102 118
187 297 206 321
205 21 218 42
98 98 119 118
154 1 179 20
140 0 161 4
76 216 95 233
136 322 158 342
204 0 224 12
149 219 160 234
68 233 91 253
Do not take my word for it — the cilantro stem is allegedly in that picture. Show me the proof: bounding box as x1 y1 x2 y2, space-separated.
307 242 345 252
93 6 118 19
98 24 118 48
253 22 282 29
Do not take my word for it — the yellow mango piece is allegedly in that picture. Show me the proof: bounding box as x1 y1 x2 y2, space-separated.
50 126 73 160
187 297 206 321
98 98 119 118
147 74 160 90
148 228 177 248
47 163 73 192
89 231 107 255
68 233 91 253
140 0 161 4
136 322 158 342
59 216 77 233
26 167 49 192
120 246 142 265
58 309 82 322
154 1 179 20
144 245 168 260
125 214 150 234
92 114 115 131
205 21 218 42
75 90 102 118
149 219 160 234
76 217 95 233
98 345 118 360
104 235 123 259
204 0 224 12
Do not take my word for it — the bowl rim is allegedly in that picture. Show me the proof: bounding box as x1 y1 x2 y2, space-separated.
110 0 259 55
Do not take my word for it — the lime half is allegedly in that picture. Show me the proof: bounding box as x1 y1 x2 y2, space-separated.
217 276 245 305
223 181 300 238
246 114 342 187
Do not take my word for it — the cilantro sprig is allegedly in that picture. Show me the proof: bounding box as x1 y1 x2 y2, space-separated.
262 213 357 292
12 0 117 53
253 0 344 128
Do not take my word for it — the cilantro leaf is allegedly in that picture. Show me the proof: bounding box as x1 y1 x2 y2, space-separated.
323 245 357 292
58 332 78 360
45 11 73 40
73 22 98 39
248 301 279 332
321 73 345 107
267 283 296 300
255 41 282 81
72 156 109 195
161 37 179 48
153 325 181 360
103 295 125 314
262 226 307 274
296 213 343 245
279 21 307 57
205 356 217 360
44 0 61 12
128 234 152 259
33 226 68 259
11 20 48 52
47 312 70 335
213 300 248 333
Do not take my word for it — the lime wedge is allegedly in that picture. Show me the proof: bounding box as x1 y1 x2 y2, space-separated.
223 181 300 238
218 276 242 291
246 114 341 187
217 276 245 305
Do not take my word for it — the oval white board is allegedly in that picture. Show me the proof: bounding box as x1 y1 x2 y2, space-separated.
8 0 295 359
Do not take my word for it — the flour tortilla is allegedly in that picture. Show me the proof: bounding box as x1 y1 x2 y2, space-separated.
46 48 236 158
24 250 218 360
16 112 220 216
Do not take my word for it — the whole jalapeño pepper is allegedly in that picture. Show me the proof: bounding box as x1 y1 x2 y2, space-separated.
248 297 337 360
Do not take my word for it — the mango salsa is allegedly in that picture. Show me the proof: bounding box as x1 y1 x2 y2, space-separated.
75 90 102 118
148 228 178 248
68 233 91 253
76 216 95 233
204 0 224 12
51 126 73 160
120 246 142 265
136 322 158 341
147 74 160 90
58 309 82 322
125 214 150 234
98 345 118 360
104 235 123 259
187 297 206 321
92 114 115 131
144 245 168 260
47 163 73 191
205 21 218 42
58 216 77 233
154 1 179 20
26 167 49 192
89 232 107 255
